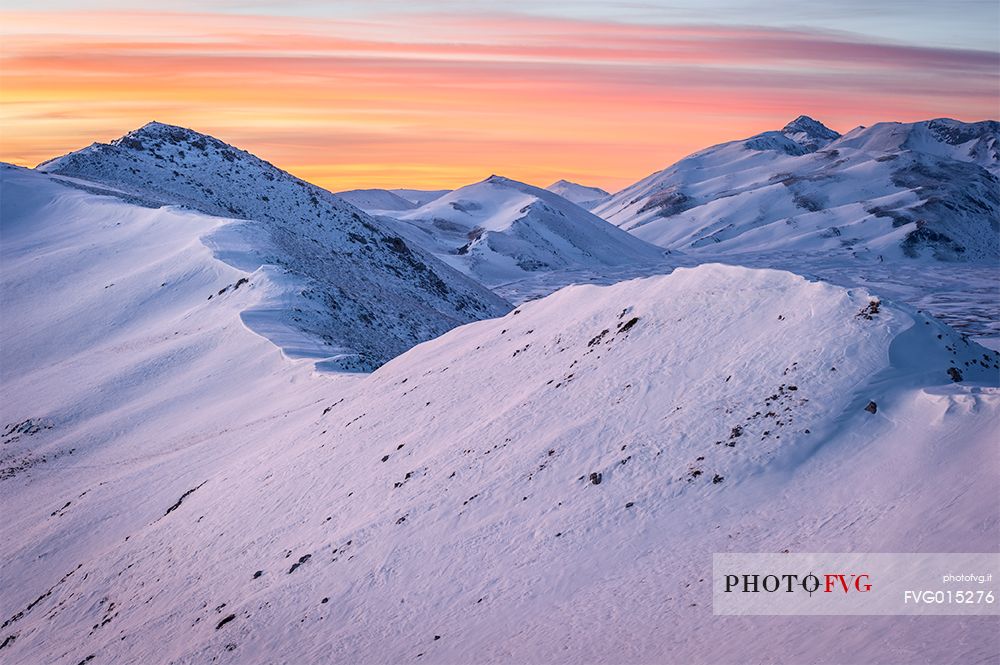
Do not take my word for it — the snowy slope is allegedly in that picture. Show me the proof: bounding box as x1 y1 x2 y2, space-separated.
594 117 999 261
334 188 417 213
384 175 665 286
34 123 510 370
545 179 610 210
0 159 347 656
3 217 998 665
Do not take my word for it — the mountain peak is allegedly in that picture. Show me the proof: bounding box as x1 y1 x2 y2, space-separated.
138 120 182 132
35 122 511 370
545 179 612 208
394 173 662 285
782 115 840 140
111 121 230 153
127 120 201 140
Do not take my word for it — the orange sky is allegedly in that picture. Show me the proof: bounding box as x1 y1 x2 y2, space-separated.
1 10 997 192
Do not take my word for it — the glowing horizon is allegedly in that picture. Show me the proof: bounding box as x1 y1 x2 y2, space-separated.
1 6 997 192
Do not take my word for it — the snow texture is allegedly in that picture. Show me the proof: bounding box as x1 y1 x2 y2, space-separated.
35 123 510 371
2 117 998 665
2 211 997 661
594 117 999 261
381 175 666 286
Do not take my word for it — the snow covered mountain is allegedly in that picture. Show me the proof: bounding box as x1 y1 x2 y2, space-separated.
3 116 999 665
383 175 665 286
594 116 999 261
3 218 997 665
34 123 510 370
334 189 453 214
545 179 610 209
335 188 417 213
390 188 451 207
337 189 451 216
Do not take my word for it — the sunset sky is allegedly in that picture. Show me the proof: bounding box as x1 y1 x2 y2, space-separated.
1 1 998 192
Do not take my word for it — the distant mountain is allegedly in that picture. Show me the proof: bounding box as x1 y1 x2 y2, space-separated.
545 179 610 209
335 188 417 212
780 114 841 151
383 175 665 286
36 122 510 370
593 116 999 261
334 188 452 214
390 188 451 207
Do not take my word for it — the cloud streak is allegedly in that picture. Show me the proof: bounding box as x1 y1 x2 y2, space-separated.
1 10 996 190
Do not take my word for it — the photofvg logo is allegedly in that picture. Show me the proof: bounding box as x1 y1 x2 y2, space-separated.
713 553 999 615
723 571 871 595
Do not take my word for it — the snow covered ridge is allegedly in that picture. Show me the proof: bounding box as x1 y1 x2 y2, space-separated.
35 122 510 370
2 262 997 663
335 188 418 212
380 174 666 286
389 188 451 207
336 188 451 213
544 179 610 209
594 116 1000 261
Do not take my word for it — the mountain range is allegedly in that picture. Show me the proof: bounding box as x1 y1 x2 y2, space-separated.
1 116 998 664
591 116 999 261
379 175 665 286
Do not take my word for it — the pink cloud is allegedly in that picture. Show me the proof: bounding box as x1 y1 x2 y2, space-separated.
1 10 995 190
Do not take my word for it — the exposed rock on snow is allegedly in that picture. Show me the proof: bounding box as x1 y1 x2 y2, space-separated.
3 116 999 665
593 117 999 261
35 123 510 370
381 174 665 286
2 206 997 664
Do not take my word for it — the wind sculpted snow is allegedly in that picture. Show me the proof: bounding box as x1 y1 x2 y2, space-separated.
2 234 997 663
2 116 998 665
34 123 510 370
